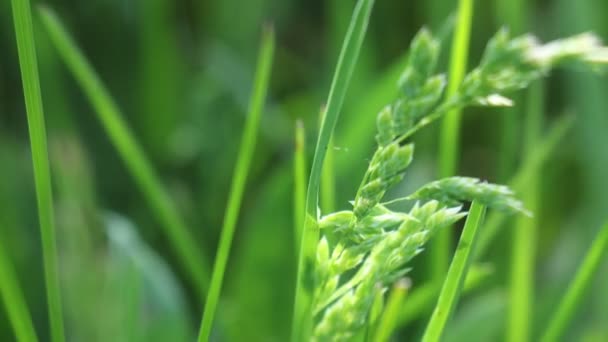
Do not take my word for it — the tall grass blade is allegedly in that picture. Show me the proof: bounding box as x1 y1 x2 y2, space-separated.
291 0 375 340
422 201 486 342
0 235 38 342
508 83 544 342
540 222 608 342
198 26 275 341
38 6 210 297
10 1 64 341
320 109 336 214
433 0 474 282
373 279 411 342
294 120 307 252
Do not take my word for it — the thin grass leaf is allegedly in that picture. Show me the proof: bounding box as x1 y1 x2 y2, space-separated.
432 0 475 282
294 120 307 253
291 0 375 340
422 201 486 342
0 236 38 342
508 82 544 342
320 108 336 214
198 26 275 341
38 6 210 297
10 1 64 341
373 278 411 342
540 222 608 342
396 263 493 328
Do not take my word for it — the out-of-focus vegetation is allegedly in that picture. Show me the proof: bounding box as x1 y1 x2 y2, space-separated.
1 0 607 341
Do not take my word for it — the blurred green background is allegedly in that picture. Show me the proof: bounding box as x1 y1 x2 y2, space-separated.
1 0 607 341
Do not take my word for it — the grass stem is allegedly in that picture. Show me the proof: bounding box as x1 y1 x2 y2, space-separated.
422 201 486 342
373 279 411 342
38 6 210 297
540 222 608 342
291 0 375 340
294 120 307 253
433 0 474 282
10 1 64 341
198 26 275 341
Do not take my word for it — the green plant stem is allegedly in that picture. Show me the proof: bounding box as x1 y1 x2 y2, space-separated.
433 0 474 283
0 236 38 342
198 26 275 341
10 1 64 341
396 263 492 327
540 222 608 342
374 279 411 342
508 83 543 342
38 6 210 297
422 201 486 342
294 120 307 253
291 0 375 340
320 109 336 214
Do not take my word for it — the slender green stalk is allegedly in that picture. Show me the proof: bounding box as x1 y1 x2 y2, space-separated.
373 279 411 342
433 0 474 282
292 0 375 340
38 6 210 297
198 26 275 341
422 201 486 342
294 120 307 252
397 263 493 327
10 1 64 341
320 108 336 214
0 236 38 342
540 222 608 342
508 83 544 342
476 115 573 258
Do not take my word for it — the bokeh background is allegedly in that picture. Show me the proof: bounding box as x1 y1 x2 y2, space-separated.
1 0 607 341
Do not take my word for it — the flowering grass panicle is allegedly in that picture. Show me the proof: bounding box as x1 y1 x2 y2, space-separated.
309 27 608 341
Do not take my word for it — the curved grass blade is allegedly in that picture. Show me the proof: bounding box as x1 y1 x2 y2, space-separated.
540 222 608 342
38 6 210 297
10 1 64 341
422 201 486 342
294 120 307 253
292 0 375 340
433 0 475 282
198 25 275 341
319 108 336 214
0 235 38 342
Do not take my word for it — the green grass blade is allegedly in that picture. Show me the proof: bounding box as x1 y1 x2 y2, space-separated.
291 0 375 340
475 114 574 259
197 26 275 341
540 222 608 342
38 6 210 297
396 263 493 328
0 235 38 342
508 82 544 342
373 279 411 342
433 0 475 282
319 109 336 214
422 201 486 342
10 1 64 341
294 120 307 253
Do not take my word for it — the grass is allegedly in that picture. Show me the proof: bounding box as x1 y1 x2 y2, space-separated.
540 222 608 342
198 25 275 341
373 279 411 342
422 201 486 342
433 0 474 282
508 83 544 342
320 109 337 214
294 120 307 252
0 233 38 342
291 0 375 340
10 0 64 341
38 6 210 298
